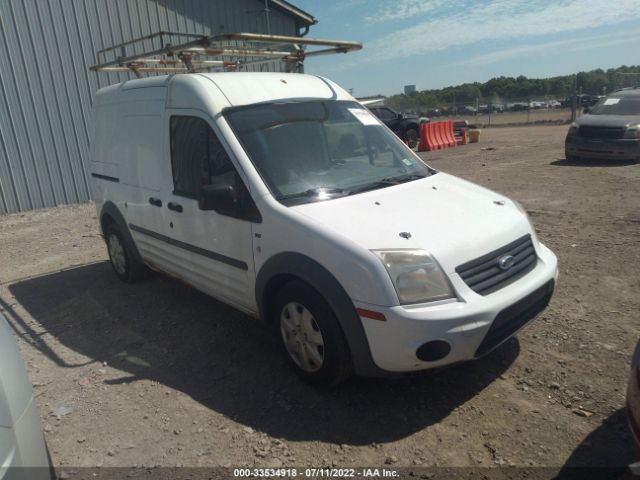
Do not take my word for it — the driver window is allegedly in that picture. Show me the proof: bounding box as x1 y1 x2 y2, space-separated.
170 116 240 196
170 116 260 221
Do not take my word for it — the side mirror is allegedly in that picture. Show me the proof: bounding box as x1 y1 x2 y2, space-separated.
583 107 590 114
396 113 403 120
199 184 238 215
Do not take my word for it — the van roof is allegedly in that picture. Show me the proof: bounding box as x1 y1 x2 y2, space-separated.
98 72 351 108
197 72 347 106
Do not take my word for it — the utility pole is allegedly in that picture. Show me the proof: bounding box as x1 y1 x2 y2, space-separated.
570 75 577 121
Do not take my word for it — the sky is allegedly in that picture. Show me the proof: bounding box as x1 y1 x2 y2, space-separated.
297 0 640 97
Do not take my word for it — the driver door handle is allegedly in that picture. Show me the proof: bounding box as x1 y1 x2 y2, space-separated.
148 197 162 207
167 202 183 213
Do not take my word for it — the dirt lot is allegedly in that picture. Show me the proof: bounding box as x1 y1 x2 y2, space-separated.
0 125 639 478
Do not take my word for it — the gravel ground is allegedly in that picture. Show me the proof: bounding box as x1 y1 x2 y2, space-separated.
0 125 638 478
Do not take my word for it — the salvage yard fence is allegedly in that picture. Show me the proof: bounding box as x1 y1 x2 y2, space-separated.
392 94 597 128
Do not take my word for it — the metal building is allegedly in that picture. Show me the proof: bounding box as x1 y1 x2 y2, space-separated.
0 0 315 214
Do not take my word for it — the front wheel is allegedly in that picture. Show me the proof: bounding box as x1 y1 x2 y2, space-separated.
405 128 419 149
274 281 352 387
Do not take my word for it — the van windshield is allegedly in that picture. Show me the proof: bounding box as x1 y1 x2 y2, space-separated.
589 96 640 115
224 101 434 205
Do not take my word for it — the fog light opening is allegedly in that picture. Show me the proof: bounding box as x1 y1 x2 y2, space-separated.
416 340 451 362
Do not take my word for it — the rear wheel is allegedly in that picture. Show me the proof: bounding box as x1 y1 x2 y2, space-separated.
405 128 419 149
105 224 148 283
273 281 352 387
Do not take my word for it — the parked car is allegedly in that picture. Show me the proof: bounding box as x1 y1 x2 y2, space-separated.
565 89 640 161
462 105 477 115
91 72 558 386
0 313 53 479
561 94 601 109
529 101 547 109
628 339 640 475
628 340 640 451
367 106 423 148
508 102 528 112
422 108 442 118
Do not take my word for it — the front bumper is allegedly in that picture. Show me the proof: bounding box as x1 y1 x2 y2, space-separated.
565 136 640 160
355 242 558 372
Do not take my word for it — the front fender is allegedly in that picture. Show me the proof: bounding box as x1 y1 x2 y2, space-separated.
255 252 389 377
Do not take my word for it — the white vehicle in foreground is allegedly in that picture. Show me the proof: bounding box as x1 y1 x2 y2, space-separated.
91 71 558 386
0 313 52 479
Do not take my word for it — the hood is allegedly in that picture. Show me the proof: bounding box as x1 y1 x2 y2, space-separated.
576 114 640 128
291 173 532 275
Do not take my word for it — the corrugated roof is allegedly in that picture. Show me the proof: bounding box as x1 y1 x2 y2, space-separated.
269 0 316 26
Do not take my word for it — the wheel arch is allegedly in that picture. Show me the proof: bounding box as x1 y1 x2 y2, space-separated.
402 121 420 134
99 201 144 264
255 252 387 377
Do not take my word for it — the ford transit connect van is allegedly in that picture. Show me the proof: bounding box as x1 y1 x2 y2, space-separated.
91 72 558 386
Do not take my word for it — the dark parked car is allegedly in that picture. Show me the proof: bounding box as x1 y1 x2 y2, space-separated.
565 89 640 161
560 94 602 108
627 340 640 461
368 106 424 148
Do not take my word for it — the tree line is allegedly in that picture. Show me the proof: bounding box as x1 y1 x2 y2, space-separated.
386 65 640 111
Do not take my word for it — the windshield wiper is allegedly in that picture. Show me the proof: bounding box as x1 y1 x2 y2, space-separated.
277 187 347 201
348 173 428 196
385 173 429 183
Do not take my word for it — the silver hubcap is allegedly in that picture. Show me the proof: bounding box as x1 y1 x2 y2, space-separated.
108 233 127 275
280 302 325 372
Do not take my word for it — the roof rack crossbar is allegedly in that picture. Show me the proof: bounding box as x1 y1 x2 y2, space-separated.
90 31 362 76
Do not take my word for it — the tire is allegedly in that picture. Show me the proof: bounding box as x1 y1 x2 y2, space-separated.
105 224 148 283
273 281 353 387
405 128 419 149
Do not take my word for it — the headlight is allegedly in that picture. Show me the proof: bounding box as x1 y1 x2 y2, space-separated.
372 250 454 304
512 200 539 247
567 121 579 136
625 124 640 139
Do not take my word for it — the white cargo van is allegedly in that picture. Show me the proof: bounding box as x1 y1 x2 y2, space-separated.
90 70 557 386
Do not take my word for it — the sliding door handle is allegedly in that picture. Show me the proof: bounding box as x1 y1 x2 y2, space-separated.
148 197 162 207
167 202 183 213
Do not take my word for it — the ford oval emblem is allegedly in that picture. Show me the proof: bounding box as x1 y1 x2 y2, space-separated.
497 254 515 270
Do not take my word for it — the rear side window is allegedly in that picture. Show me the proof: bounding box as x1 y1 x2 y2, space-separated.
377 108 396 120
170 116 212 197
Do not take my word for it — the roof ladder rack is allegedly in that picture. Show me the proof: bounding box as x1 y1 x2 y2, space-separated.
90 31 362 77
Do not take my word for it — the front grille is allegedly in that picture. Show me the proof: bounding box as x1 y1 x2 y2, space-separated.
456 235 537 295
578 126 625 139
475 280 554 357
